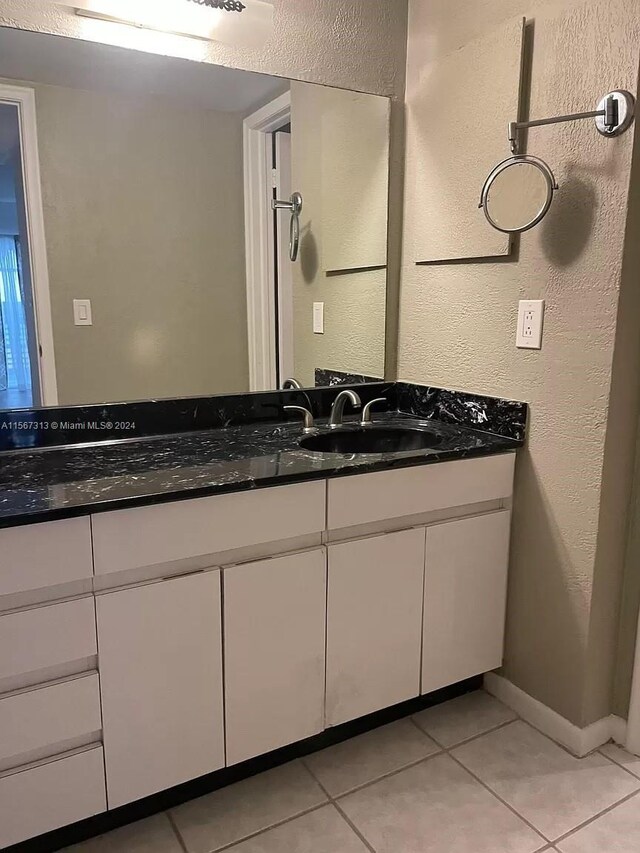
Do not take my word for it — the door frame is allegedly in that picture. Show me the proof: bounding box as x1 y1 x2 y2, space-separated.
0 84 58 406
243 91 291 391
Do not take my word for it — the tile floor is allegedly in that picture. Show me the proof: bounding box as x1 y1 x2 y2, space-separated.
64 690 640 853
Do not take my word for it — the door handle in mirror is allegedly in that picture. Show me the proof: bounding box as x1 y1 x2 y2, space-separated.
272 192 303 261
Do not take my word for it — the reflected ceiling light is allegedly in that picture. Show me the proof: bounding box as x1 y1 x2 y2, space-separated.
55 0 274 47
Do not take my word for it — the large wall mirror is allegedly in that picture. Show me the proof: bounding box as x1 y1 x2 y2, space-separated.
0 26 390 409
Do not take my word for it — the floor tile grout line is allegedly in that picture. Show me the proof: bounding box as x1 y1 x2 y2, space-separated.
307 734 548 851
302 748 444 800
449 741 640 848
500 712 612 764
330 800 378 853
408 713 446 745
409 712 518 750
165 809 190 853
445 750 550 845
549 786 640 847
299 760 378 853
419 704 640 847
300 757 334 801
596 746 640 781
195 802 331 853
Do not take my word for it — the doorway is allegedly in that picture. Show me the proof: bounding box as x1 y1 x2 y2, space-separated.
243 92 293 391
271 124 293 387
0 86 57 408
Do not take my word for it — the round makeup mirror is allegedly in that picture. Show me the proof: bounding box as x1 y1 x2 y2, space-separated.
479 155 558 233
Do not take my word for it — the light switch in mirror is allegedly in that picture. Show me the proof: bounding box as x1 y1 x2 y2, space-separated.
0 26 390 411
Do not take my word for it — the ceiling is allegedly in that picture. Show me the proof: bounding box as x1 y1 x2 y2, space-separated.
0 25 289 113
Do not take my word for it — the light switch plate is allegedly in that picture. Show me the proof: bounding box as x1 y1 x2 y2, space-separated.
313 302 324 334
73 299 93 326
516 299 544 349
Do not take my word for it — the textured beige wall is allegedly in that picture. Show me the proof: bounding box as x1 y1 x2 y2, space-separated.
401 0 640 725
406 15 523 262
291 81 387 385
32 82 248 404
320 89 389 272
0 0 408 98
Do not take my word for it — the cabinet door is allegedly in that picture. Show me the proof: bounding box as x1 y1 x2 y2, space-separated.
422 511 511 694
224 549 326 765
97 571 224 808
326 529 425 726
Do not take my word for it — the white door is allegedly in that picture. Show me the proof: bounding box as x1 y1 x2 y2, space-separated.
274 130 294 383
326 529 426 726
224 549 326 765
422 511 511 694
96 571 225 808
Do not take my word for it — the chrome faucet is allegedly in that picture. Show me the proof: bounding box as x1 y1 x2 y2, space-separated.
329 390 361 429
360 397 387 426
281 377 303 390
284 405 315 434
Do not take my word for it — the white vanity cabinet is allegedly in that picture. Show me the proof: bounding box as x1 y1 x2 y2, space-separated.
326 528 425 725
96 571 225 809
422 510 512 694
223 549 326 765
1 451 517 846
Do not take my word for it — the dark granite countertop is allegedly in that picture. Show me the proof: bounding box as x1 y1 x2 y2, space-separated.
0 412 521 529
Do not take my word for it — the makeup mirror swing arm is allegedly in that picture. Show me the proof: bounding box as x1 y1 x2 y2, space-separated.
508 90 634 154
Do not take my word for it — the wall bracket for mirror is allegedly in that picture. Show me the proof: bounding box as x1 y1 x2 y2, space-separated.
508 89 635 155
480 90 636 234
272 192 303 261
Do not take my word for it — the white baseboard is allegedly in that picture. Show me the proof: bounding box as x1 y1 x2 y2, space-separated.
484 672 626 757
610 714 628 746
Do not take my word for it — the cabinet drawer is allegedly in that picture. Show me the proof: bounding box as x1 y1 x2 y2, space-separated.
92 482 326 575
0 518 93 598
0 746 106 848
0 598 97 682
327 454 515 529
0 674 102 766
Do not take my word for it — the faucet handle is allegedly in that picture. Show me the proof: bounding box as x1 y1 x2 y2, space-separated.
284 405 315 434
281 377 303 390
360 397 387 426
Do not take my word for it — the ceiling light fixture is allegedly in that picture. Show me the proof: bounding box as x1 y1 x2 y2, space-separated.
55 0 273 46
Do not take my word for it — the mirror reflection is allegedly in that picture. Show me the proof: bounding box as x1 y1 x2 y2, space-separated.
0 27 390 410
480 155 557 234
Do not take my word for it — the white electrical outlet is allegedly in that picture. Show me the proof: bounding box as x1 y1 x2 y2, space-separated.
516 299 544 349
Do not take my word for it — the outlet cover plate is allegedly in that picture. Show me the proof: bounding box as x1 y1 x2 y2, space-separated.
73 299 93 326
517 299 544 349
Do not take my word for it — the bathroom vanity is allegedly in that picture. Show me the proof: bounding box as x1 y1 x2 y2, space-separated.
0 382 526 848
